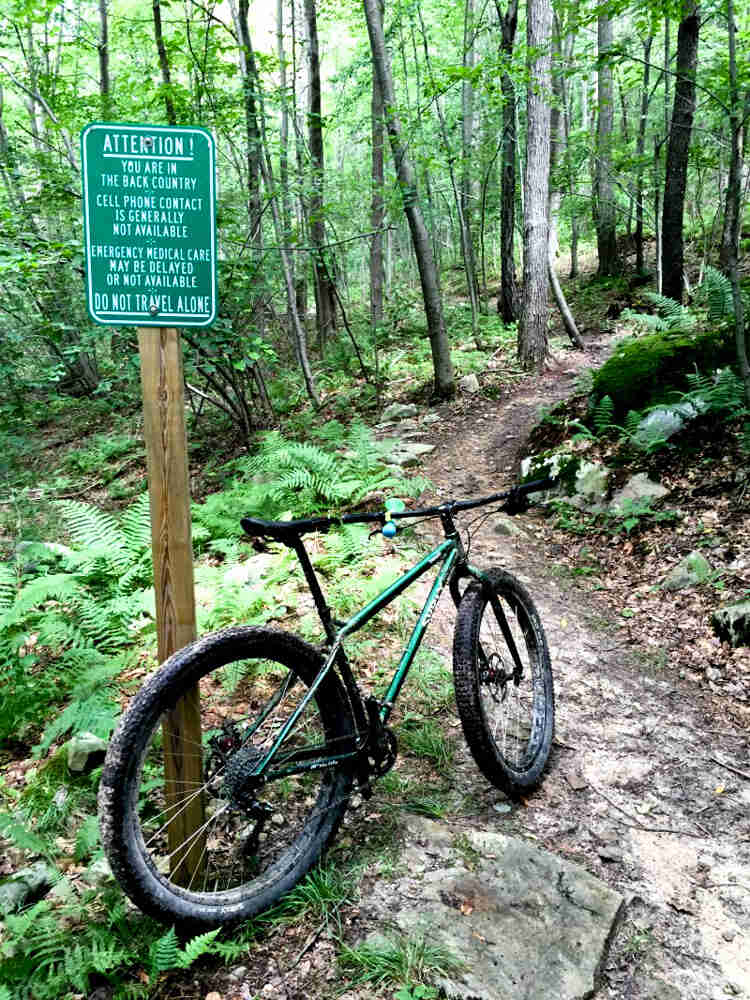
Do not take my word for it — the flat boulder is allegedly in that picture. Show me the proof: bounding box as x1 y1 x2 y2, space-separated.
381 402 419 423
362 817 623 1000
610 473 668 513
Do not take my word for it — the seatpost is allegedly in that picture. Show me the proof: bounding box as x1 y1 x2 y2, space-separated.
290 537 337 644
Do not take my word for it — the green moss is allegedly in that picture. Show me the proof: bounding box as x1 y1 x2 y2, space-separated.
591 328 734 419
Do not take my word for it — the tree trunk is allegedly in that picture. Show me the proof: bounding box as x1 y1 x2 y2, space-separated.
723 0 750 404
370 1 385 330
243 20 320 406
363 0 453 398
236 0 263 241
305 0 336 353
635 33 653 274
519 0 552 371
661 1 699 302
461 0 482 312
496 0 520 323
595 13 618 276
98 0 111 118
152 0 176 125
549 21 582 348
416 2 480 344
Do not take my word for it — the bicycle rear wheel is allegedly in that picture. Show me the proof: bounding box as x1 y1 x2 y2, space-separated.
453 569 554 798
99 627 355 928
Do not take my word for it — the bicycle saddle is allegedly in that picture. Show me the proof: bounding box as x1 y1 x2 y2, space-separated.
240 515 334 544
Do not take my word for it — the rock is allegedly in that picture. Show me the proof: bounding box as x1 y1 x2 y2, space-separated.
81 858 113 887
662 551 712 592
712 602 750 647
492 515 530 539
223 553 275 587
706 666 722 682
67 732 108 773
610 473 669 513
0 862 57 916
387 442 436 467
520 451 609 509
422 413 440 425
492 802 512 814
381 402 418 422
458 373 480 394
633 400 708 449
363 818 623 1000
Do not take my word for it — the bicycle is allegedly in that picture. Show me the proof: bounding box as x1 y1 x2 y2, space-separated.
98 477 555 928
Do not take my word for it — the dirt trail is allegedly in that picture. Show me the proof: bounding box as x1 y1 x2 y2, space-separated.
404 339 750 1000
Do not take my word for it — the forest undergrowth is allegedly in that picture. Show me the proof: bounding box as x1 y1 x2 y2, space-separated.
0 268 748 1000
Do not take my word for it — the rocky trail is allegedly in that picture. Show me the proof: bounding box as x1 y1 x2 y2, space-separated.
349 335 750 1000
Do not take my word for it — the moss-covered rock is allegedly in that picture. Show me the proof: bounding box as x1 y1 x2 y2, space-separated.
591 329 734 420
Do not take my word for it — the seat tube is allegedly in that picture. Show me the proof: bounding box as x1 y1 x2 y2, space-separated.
292 537 337 644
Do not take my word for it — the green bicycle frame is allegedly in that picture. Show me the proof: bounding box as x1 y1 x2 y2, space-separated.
253 535 487 780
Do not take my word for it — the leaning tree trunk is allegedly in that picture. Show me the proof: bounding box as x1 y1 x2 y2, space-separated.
595 12 618 276
496 0 520 323
519 0 552 371
363 0 453 398
661 1 699 303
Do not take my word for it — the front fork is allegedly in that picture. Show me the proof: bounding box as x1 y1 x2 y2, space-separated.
450 562 525 681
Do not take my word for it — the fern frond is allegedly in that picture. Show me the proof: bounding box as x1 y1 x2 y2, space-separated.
701 265 733 322
120 492 152 554
0 564 17 611
74 815 100 862
2 573 83 626
593 395 615 433
177 929 221 968
624 410 642 436
37 687 120 753
150 927 179 976
642 291 684 318
55 500 130 571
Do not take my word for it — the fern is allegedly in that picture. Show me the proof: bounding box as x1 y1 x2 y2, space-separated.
177 928 221 968
54 500 131 572
624 410 642 437
0 564 17 611
150 927 179 976
592 395 614 434
701 265 733 322
623 292 696 334
74 815 100 862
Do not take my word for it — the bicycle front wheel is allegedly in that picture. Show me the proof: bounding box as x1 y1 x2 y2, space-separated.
453 569 554 799
99 627 355 928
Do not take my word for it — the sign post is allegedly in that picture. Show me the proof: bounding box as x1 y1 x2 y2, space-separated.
82 123 218 885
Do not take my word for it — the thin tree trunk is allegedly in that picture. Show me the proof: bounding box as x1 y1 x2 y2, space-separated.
305 0 336 353
560 33 579 279
519 0 552 371
495 0 520 323
596 13 618 275
661 1 699 302
416 2 480 344
723 0 750 403
152 0 176 125
98 0 111 118
370 0 385 330
363 0 453 398
549 21 582 348
635 33 654 274
243 25 320 406
236 0 263 241
461 0 482 312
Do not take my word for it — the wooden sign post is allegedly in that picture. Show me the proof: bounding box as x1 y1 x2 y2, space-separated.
138 327 205 885
82 123 218 886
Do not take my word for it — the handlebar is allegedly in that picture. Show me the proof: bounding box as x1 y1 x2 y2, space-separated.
340 475 556 526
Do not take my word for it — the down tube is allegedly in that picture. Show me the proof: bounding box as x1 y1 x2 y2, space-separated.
380 547 457 723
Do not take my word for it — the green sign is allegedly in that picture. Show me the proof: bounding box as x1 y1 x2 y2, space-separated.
81 122 217 327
